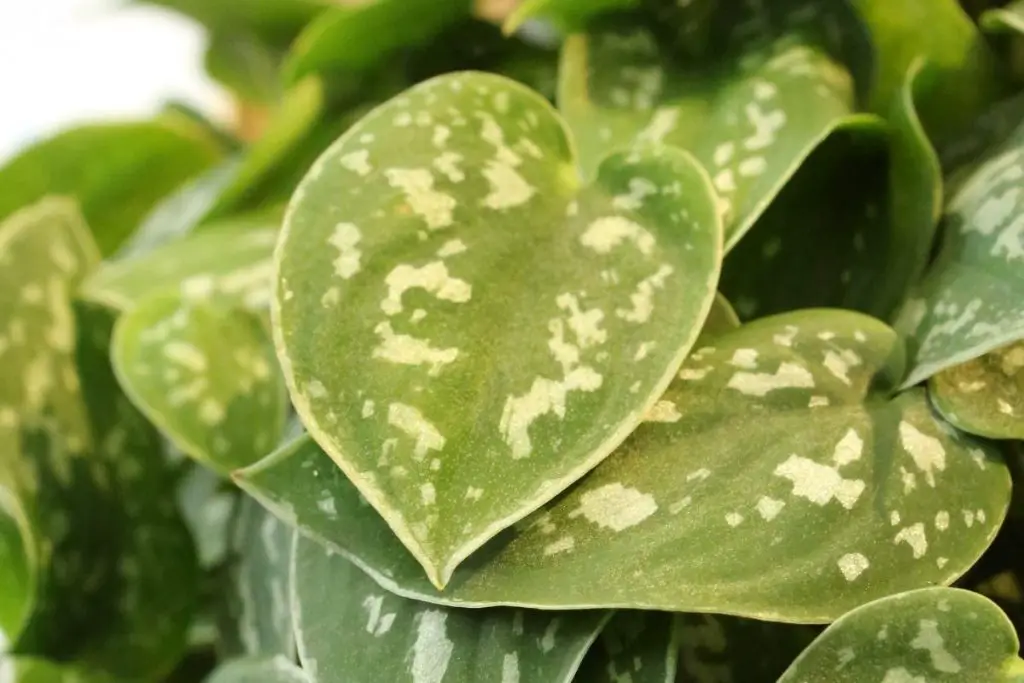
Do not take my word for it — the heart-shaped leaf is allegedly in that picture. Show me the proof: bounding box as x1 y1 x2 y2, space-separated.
83 222 279 313
241 309 1010 621
273 71 722 587
575 612 677 683
557 4 863 249
777 588 1024 682
929 339 1024 440
0 657 114 683
896 115 1024 387
0 122 222 255
112 294 286 474
847 0 1005 145
283 0 471 84
205 656 310 683
292 534 607 683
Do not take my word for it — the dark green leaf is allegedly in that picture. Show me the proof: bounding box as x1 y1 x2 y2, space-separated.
575 612 677 683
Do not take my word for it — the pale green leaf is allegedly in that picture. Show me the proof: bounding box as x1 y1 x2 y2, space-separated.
777 588 1024 682
274 71 722 587
205 656 310 683
176 464 237 568
83 222 279 313
206 31 284 104
112 294 286 474
0 122 222 255
0 657 114 683
241 310 1010 621
929 339 1024 440
896 115 1024 387
283 0 471 84
292 535 607 683
503 0 638 35
557 4 861 249
575 612 676 683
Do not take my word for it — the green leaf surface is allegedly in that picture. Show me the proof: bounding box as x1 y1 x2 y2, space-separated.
292 535 607 683
83 222 279 313
0 490 34 649
929 339 1024 440
0 122 221 255
204 656 310 683
896 115 1024 387
557 5 861 249
242 310 1010 621
112 294 286 474
697 293 740 342
284 0 472 84
274 71 722 587
503 0 638 35
575 612 676 683
848 0 1004 146
981 0 1024 34
777 588 1024 682
206 31 284 104
0 657 114 683
138 0 327 46
176 464 237 568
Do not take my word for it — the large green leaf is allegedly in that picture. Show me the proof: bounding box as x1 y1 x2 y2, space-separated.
274 71 722 587
896 115 1024 387
575 612 676 683
205 656 310 683
0 122 221 255
292 535 607 683
777 588 1024 682
847 0 1005 146
557 3 864 249
0 201 199 678
241 309 1010 621
82 222 279 313
111 294 286 474
720 59 941 321
929 339 1024 440
283 0 472 83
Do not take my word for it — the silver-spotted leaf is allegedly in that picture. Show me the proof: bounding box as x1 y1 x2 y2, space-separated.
292 535 606 683
83 222 278 313
557 4 861 249
896 114 1024 387
777 588 1024 682
575 612 676 683
274 71 722 587
204 656 310 683
0 122 221 255
241 310 1010 621
929 339 1024 440
112 294 286 474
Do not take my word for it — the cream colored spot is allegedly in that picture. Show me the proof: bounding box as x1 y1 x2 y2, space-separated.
437 239 467 258
482 160 535 210
571 483 658 532
373 322 459 376
809 395 829 407
898 421 946 487
465 487 483 501
340 150 372 176
725 512 744 527
164 342 207 372
713 142 735 166
613 177 659 211
832 428 863 466
756 496 785 521
823 349 861 384
729 348 758 369
199 399 225 425
543 536 575 556
727 362 814 396
432 125 451 147
420 483 436 505
499 368 602 459
738 157 767 177
328 222 362 279
433 152 465 183
644 400 681 423
388 403 444 460
580 216 655 255
773 326 798 347
895 523 928 558
385 168 457 229
774 455 864 509
381 261 471 316
838 553 869 581
935 511 949 531
910 620 961 673
616 265 673 323
362 400 375 418
680 367 711 381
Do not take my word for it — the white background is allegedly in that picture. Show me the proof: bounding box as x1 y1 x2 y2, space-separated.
0 0 229 162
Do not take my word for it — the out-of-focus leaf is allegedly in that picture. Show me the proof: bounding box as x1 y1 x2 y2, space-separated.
0 491 34 651
503 0 638 34
204 656 310 683
0 657 114 683
205 31 284 105
929 339 1024 439
575 612 677 683
137 0 327 46
176 464 237 569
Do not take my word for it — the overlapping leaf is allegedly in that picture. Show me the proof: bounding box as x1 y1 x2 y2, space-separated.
112 294 286 474
897 114 1024 387
241 310 1010 621
291 535 606 683
273 71 722 587
929 339 1024 440
0 491 34 649
777 588 1024 682
575 612 676 683
204 656 310 683
557 2 863 249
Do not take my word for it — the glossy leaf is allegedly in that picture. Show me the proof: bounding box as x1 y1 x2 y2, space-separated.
292 535 606 683
205 656 310 683
848 0 1004 145
575 612 677 683
83 222 279 313
112 294 286 474
777 588 1024 682
284 0 472 84
929 339 1024 440
274 71 722 587
242 310 1010 621
0 122 221 255
896 115 1024 387
557 5 862 249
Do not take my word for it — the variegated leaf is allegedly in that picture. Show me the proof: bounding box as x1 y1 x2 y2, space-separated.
929 339 1024 440
557 2 863 249
205 656 310 683
240 310 1010 621
291 535 606 683
83 222 279 313
575 612 676 683
777 588 1024 682
896 115 1024 387
274 71 722 587
112 294 286 474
